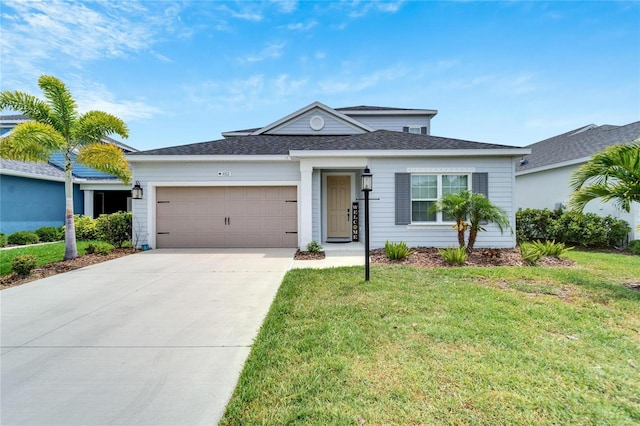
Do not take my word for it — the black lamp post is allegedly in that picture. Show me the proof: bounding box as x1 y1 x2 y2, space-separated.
132 181 143 200
361 167 373 281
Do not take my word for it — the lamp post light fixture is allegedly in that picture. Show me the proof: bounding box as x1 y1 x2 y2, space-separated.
361 167 373 281
131 181 143 200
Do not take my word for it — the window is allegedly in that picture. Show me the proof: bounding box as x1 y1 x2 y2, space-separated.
411 174 469 222
408 126 422 134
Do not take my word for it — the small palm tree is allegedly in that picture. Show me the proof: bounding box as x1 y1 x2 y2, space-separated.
467 194 512 252
0 75 131 260
432 190 472 248
569 141 640 213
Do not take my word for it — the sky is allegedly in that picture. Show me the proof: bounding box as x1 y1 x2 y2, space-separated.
1 0 639 151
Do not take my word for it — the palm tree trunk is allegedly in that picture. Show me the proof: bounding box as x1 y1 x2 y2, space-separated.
467 228 478 253
458 228 465 248
64 166 78 260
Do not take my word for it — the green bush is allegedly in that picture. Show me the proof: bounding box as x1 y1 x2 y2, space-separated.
7 231 39 245
628 240 640 256
11 254 37 276
438 246 467 266
531 240 574 257
306 241 323 253
385 241 410 260
35 226 63 242
72 215 99 240
520 242 543 265
96 212 132 248
0 233 7 247
85 242 115 255
516 208 630 248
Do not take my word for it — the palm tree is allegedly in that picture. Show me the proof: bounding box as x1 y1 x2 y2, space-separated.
569 141 640 213
0 75 131 260
467 194 512 252
431 190 472 248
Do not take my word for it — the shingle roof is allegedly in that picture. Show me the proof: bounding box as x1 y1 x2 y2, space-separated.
130 130 518 156
0 114 30 121
335 105 422 111
516 121 640 172
0 159 65 179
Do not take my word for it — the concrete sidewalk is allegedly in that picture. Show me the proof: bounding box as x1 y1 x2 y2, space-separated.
1 249 295 426
291 242 365 269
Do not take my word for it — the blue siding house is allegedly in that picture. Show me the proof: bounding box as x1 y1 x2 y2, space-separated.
0 115 137 234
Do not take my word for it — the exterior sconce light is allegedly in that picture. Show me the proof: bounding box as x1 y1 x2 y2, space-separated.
132 181 143 200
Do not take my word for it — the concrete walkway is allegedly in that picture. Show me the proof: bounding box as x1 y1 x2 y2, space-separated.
1 248 295 426
291 242 365 269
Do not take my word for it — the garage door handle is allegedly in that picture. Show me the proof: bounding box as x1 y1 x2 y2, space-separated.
157 232 170 235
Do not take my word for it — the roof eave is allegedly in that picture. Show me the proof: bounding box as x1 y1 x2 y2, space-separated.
290 148 531 158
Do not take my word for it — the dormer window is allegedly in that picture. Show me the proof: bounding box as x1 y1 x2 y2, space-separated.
403 126 428 135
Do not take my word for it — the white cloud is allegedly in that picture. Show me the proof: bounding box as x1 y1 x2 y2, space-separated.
272 0 298 13
240 42 285 63
286 21 317 31
218 4 263 22
318 64 411 94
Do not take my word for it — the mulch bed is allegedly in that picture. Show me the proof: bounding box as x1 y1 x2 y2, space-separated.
371 247 575 268
294 249 326 260
1 248 138 290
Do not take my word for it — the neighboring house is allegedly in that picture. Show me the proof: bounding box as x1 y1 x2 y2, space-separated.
128 101 530 250
515 121 640 241
0 115 137 234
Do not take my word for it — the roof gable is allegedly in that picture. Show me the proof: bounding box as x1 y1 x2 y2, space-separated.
252 101 373 136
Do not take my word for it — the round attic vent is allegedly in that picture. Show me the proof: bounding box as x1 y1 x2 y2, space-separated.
309 115 325 131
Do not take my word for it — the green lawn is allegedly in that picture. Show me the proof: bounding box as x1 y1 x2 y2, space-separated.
0 241 100 276
221 251 640 425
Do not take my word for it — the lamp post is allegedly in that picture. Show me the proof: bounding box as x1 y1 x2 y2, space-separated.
131 181 143 200
361 167 372 281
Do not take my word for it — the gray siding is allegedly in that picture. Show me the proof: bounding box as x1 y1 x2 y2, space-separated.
367 157 517 249
354 116 431 133
270 110 363 135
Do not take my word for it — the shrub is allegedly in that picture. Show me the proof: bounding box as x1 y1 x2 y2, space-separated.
11 254 37 276
7 231 39 245
72 215 99 240
306 241 323 253
96 212 132 248
629 240 640 256
438 246 467 266
0 233 7 247
520 242 543 265
531 240 574 257
516 208 630 248
35 226 63 242
385 241 410 260
85 242 115 255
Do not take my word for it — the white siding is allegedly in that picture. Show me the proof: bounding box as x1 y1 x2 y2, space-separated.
311 169 321 242
131 161 300 248
367 156 517 249
352 115 431 133
270 110 363 135
516 165 639 241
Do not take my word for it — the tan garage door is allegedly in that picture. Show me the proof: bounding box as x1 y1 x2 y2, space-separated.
156 186 297 248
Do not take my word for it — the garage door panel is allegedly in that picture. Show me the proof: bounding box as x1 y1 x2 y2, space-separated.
156 186 297 248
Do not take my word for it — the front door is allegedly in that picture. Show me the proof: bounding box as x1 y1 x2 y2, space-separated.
327 175 351 239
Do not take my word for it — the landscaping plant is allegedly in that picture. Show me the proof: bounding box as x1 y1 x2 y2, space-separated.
306 241 323 254
11 255 37 276
0 233 7 247
84 242 115 255
628 240 640 255
519 242 543 265
437 246 468 265
7 231 39 245
384 241 411 260
96 212 132 248
35 226 63 242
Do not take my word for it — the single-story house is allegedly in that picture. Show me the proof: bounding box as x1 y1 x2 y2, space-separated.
128 102 530 250
0 115 137 234
515 121 640 241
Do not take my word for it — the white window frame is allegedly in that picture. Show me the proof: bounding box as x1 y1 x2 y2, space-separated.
408 126 422 134
410 173 471 223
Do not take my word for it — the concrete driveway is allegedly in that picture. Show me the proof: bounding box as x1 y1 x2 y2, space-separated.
1 248 295 426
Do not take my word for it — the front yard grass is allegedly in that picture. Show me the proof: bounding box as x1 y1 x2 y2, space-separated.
220 251 640 425
0 241 100 276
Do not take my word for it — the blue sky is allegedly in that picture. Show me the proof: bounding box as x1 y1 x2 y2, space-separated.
2 0 638 151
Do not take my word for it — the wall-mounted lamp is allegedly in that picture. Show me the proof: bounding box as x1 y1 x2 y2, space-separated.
132 181 143 199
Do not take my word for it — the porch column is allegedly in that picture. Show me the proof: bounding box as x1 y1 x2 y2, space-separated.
299 164 313 249
83 190 94 218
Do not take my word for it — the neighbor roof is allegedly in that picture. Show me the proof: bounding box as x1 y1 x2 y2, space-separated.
516 121 640 173
130 130 519 156
0 158 65 180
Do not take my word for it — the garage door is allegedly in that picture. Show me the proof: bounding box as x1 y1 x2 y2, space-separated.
156 186 297 248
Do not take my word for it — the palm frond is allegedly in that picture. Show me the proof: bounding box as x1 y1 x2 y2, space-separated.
38 75 78 136
0 91 54 125
76 143 131 184
0 122 67 163
74 111 129 146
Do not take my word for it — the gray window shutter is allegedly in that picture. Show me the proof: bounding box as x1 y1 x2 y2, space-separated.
472 172 488 197
402 126 409 133
395 173 411 225
421 126 427 135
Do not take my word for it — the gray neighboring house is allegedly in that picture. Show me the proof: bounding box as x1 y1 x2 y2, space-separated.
128 101 530 250
515 121 640 241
